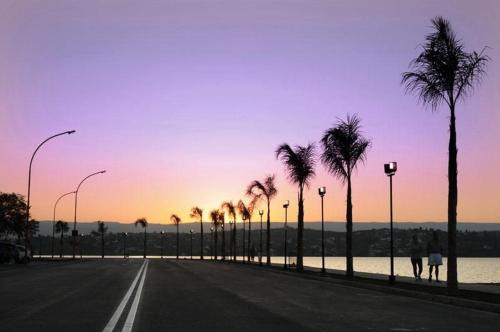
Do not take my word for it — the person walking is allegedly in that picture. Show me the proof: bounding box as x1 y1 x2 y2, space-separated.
410 234 423 281
427 231 443 283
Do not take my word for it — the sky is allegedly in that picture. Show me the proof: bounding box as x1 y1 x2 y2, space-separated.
0 0 499 226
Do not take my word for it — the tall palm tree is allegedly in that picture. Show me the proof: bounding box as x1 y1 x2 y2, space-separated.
221 201 237 261
209 209 221 260
170 214 182 259
246 175 278 265
321 114 370 278
190 206 204 260
55 220 69 258
92 220 108 258
134 218 148 258
237 198 257 262
402 16 488 291
276 143 316 271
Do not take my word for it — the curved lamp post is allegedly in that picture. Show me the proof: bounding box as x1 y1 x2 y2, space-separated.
72 170 106 259
26 130 76 253
283 200 289 269
52 191 76 258
258 209 264 266
318 187 326 274
384 162 397 284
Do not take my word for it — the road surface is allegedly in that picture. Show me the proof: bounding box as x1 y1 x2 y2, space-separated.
0 259 498 331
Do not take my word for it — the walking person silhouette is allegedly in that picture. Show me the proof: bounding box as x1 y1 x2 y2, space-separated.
427 231 443 283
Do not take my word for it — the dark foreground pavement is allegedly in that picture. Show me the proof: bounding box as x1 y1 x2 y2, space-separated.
1 259 499 332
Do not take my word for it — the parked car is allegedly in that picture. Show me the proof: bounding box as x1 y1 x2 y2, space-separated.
0 242 32 264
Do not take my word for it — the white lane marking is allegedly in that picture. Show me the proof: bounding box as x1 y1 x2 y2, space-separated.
122 259 149 332
103 260 147 332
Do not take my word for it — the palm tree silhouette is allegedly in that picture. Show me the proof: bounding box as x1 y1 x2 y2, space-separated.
55 220 69 258
221 201 237 261
209 209 221 260
190 206 204 260
92 221 108 258
321 114 370 278
134 218 148 258
402 16 488 291
246 175 277 265
276 143 316 271
237 198 257 262
170 214 182 259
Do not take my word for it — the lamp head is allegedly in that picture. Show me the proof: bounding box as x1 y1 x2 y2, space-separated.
161 231 164 234
259 210 264 216
283 200 289 208
318 186 326 197
100 170 107 174
210 227 214 231
67 130 76 135
384 162 397 175
190 229 194 233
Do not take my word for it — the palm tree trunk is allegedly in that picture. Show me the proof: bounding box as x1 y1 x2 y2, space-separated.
60 233 63 258
143 228 147 259
247 218 251 262
233 220 236 261
176 224 179 259
297 187 304 271
447 103 458 291
101 234 104 259
266 199 271 266
222 221 225 260
200 218 204 260
346 175 354 278
214 228 218 260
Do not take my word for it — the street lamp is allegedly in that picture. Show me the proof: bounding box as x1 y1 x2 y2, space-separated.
210 227 214 260
318 186 326 274
283 200 289 269
242 215 247 264
52 191 75 258
26 130 76 253
123 232 128 259
72 170 106 259
384 162 397 284
161 231 165 259
190 229 194 260
259 209 264 266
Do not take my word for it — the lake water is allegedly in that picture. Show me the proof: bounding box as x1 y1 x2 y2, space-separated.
42 255 500 284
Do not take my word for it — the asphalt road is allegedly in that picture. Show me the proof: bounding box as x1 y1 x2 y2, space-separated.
0 259 499 331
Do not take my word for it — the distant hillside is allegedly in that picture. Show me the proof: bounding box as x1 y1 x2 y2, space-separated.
35 220 500 236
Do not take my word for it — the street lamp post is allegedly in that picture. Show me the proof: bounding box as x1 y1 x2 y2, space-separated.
259 210 264 266
161 231 165 259
123 232 128 258
190 229 194 259
318 187 326 274
384 162 398 284
283 200 289 269
228 221 233 261
210 227 214 260
26 130 75 254
242 215 247 264
72 170 106 259
52 191 75 258
80 234 84 259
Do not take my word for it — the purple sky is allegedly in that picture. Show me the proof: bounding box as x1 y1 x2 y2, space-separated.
0 0 499 224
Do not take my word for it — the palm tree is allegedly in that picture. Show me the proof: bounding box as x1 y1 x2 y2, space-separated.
190 206 204 260
92 221 108 258
321 114 370 278
237 199 257 262
55 220 69 258
170 214 182 259
402 16 488 291
209 209 221 260
221 201 237 261
276 143 316 271
134 218 148 258
246 175 278 265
